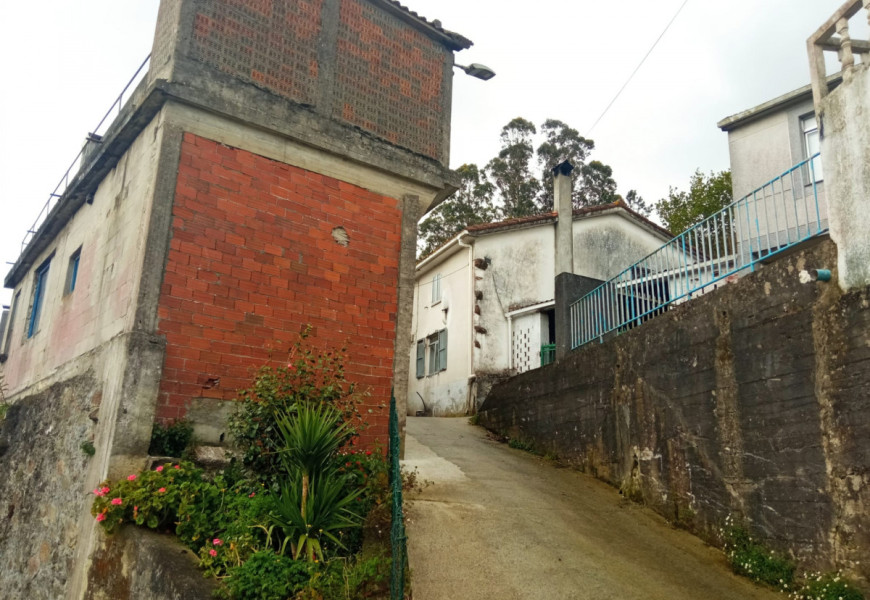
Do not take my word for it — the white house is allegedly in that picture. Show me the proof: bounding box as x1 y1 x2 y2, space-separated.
407 201 673 416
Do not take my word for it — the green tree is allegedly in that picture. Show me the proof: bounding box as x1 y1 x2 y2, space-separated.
535 119 594 211
418 164 497 257
487 117 540 219
624 189 653 217
656 170 733 235
577 160 618 208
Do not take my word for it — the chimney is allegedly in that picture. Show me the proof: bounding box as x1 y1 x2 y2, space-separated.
554 160 574 275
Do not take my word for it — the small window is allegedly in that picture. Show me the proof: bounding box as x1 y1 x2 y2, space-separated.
426 329 448 375
801 114 823 182
415 340 425 379
431 273 442 304
2 291 19 356
28 258 52 338
65 247 82 295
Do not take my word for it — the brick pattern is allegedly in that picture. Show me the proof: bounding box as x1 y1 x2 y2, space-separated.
191 0 323 105
334 0 447 159
155 133 401 447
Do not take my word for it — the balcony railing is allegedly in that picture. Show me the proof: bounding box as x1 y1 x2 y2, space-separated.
19 54 152 256
808 0 870 107
569 154 827 350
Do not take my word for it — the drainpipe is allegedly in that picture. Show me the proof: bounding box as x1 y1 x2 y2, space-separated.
457 233 476 412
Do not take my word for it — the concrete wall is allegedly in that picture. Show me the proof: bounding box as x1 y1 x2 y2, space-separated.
409 243 472 416
474 225 556 377
572 213 669 281
2 117 164 395
726 96 815 200
820 63 870 291
479 238 869 585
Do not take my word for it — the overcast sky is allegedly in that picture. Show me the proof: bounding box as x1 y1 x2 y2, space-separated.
0 0 857 306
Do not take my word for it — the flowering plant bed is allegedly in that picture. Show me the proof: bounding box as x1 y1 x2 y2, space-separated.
91 336 395 599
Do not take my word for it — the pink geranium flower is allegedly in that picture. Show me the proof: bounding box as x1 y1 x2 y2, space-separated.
111 498 123 506
174 465 180 470
96 513 106 522
213 538 223 546
127 474 137 481
209 549 217 557
101 486 110 495
156 466 164 472
158 487 166 493
249 492 256 498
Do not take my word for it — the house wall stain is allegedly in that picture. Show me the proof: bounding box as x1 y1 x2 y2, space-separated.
479 238 869 586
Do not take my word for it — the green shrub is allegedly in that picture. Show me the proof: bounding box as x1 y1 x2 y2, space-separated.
302 554 391 600
80 441 96 456
223 550 314 600
721 523 795 587
91 461 205 533
794 572 865 600
148 419 194 457
508 437 535 453
227 330 368 489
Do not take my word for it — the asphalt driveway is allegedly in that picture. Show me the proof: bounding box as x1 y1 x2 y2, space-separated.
403 417 781 600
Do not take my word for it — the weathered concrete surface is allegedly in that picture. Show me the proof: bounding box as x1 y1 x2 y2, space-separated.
820 62 870 291
87 528 217 600
479 238 870 586
404 417 780 600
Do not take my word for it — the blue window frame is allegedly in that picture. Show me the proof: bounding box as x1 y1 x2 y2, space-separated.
28 258 51 338
66 247 81 294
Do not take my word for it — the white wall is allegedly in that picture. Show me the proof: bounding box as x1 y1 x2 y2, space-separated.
573 213 670 281
474 225 556 374
408 243 472 416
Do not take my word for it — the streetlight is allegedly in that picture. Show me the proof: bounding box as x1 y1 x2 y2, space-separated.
454 62 496 81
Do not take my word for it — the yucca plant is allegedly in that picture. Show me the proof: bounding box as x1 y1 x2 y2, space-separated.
275 403 354 514
270 471 362 562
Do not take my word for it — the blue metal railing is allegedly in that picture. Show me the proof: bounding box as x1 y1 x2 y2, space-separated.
19 54 152 255
570 154 826 349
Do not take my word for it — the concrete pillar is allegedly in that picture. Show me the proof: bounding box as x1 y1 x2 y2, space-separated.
818 63 870 291
554 160 575 276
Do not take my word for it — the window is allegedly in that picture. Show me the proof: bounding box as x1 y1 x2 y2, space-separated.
431 273 442 304
427 329 448 375
2 291 19 356
65 247 82 294
28 258 51 338
802 114 823 182
415 340 425 379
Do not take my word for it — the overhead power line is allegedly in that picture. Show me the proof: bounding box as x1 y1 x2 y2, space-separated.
587 0 690 135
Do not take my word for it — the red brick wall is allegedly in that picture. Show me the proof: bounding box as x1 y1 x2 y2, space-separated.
155 133 401 446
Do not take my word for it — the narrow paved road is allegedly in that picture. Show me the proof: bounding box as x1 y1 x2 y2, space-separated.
403 417 780 600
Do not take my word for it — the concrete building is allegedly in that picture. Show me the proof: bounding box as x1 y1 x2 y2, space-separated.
408 202 672 416
717 79 838 257
0 1 472 597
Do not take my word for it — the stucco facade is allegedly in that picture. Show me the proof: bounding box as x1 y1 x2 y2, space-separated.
718 81 835 256
408 204 672 416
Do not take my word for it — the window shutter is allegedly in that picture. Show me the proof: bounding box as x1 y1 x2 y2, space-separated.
416 340 425 378
438 329 448 371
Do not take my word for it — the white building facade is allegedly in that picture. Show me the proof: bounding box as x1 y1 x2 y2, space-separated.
408 203 672 416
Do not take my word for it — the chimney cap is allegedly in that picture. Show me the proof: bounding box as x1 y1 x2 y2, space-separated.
552 160 574 176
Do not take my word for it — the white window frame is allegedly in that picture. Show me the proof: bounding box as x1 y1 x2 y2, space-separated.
431 273 442 304
801 113 823 183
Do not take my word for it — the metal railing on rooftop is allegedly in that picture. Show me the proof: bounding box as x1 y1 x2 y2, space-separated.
19 54 152 256
569 154 827 350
